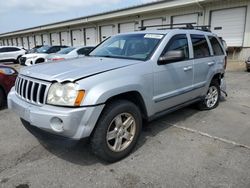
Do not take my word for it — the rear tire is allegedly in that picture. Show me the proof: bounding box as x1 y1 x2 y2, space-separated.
90 100 142 163
0 88 6 109
198 80 220 110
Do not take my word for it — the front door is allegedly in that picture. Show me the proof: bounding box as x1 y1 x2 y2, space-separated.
153 34 194 113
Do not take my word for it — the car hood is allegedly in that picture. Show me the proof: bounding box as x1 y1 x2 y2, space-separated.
46 54 70 59
19 57 142 82
23 53 48 58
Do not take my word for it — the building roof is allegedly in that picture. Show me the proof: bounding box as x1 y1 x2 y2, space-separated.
0 0 207 37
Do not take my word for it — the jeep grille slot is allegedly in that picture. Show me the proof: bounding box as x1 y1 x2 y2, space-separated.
15 76 50 105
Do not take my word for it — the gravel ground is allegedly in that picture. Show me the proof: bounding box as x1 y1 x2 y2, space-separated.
0 62 249 188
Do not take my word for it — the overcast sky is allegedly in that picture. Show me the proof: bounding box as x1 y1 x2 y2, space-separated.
0 0 156 34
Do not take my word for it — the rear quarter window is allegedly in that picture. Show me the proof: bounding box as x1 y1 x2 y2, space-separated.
191 34 210 59
208 36 224 56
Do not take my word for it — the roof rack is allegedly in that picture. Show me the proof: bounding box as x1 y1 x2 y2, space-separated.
139 22 211 32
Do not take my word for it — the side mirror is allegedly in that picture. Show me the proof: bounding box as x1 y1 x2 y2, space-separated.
158 50 185 65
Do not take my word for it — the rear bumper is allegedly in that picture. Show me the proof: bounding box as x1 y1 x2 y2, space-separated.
8 88 105 140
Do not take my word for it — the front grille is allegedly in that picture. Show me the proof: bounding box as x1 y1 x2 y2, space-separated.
19 57 26 65
15 76 51 105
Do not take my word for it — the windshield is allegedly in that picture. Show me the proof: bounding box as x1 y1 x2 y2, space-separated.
36 46 50 53
58 47 75 54
89 33 164 61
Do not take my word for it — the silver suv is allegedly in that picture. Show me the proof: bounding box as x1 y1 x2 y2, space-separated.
8 29 227 162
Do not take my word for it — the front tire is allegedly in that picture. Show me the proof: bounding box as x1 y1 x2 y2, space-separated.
198 80 220 110
90 100 142 163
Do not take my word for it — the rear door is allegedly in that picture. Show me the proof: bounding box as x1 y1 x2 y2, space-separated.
153 34 194 112
191 34 214 90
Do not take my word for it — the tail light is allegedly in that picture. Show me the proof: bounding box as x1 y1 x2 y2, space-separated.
224 56 227 70
52 58 65 61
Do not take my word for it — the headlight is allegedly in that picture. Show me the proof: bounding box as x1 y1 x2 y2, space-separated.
47 82 85 106
0 67 16 75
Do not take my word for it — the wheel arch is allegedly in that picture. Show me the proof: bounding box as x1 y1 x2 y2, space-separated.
104 91 148 120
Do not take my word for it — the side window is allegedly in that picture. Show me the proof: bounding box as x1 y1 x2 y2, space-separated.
208 36 224 56
161 34 189 60
0 48 7 53
191 35 210 59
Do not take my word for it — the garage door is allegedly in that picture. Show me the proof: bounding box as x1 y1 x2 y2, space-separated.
8 39 12 46
3 39 7 46
211 7 246 47
172 13 198 26
143 18 163 30
22 37 29 49
61 31 70 46
119 22 135 33
42 34 50 45
12 38 17 46
51 33 60 46
35 35 42 46
85 28 97 46
72 29 83 46
29 36 35 49
17 38 22 46
100 25 114 42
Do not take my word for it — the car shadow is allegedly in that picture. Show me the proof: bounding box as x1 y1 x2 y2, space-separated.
22 105 201 165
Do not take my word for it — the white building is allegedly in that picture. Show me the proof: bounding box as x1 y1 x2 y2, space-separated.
0 0 249 60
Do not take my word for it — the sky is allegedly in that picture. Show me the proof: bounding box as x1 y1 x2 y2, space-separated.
0 0 156 34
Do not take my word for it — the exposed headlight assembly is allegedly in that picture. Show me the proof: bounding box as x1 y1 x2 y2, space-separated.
47 82 85 107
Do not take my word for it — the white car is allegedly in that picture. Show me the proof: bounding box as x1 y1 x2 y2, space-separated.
19 45 68 66
0 46 26 63
46 46 94 62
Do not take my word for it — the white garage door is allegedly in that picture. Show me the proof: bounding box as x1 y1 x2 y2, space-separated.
61 31 70 46
8 39 12 46
119 22 135 33
100 25 114 42
29 36 35 49
17 38 22 47
12 38 17 46
72 29 83 46
211 7 246 47
143 18 163 30
3 39 7 46
23 37 29 49
42 34 50 45
35 35 42 46
172 13 198 26
51 33 60 45
85 28 97 46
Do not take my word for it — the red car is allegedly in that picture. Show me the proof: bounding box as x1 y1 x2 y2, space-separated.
0 66 17 108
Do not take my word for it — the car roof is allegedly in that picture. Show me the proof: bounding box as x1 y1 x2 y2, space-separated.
117 29 216 37
0 46 23 49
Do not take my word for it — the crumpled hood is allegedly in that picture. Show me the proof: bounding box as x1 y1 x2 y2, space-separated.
19 57 142 82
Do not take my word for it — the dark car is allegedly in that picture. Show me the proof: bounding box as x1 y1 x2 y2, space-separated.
246 57 250 72
27 45 44 54
0 66 17 108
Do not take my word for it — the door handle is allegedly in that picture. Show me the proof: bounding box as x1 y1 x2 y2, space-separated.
208 62 215 66
183 66 193 71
